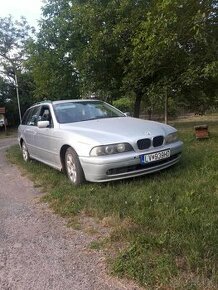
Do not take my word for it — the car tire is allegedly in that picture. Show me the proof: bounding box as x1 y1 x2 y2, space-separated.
65 147 85 185
22 141 30 162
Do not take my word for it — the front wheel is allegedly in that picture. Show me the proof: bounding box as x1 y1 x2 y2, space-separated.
65 147 85 185
22 141 30 162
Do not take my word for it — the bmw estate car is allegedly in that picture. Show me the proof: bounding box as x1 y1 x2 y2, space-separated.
18 100 183 185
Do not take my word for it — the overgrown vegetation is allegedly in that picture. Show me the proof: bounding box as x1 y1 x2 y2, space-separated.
28 0 218 118
0 127 17 138
7 117 218 289
0 16 35 124
1 1 217 122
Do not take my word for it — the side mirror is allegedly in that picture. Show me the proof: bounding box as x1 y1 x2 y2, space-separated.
124 112 131 117
37 120 50 128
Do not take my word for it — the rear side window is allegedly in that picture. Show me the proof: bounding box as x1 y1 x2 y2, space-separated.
21 109 31 125
23 106 40 126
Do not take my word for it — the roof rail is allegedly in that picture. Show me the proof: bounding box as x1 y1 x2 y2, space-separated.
32 100 53 106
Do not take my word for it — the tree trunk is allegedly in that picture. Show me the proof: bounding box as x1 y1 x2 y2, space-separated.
148 108 152 120
133 94 142 118
164 93 168 124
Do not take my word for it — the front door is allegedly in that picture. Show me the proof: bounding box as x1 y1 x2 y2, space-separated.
34 106 60 167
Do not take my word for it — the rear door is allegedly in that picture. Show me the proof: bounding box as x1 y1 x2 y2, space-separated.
22 106 40 156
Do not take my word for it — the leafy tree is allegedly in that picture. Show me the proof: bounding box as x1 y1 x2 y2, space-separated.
27 0 80 100
0 16 35 123
29 0 217 118
71 0 217 118
0 77 12 104
130 0 218 118
0 72 35 125
0 16 33 68
28 0 152 107
72 0 152 109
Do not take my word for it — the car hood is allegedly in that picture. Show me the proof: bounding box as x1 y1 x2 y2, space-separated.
60 117 176 144
59 117 175 145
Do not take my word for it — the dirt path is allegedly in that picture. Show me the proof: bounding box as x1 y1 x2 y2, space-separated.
0 138 141 290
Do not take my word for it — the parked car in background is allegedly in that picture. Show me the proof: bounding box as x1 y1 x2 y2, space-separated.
18 100 183 185
0 118 4 127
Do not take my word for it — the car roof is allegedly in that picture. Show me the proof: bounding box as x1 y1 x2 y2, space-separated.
32 99 101 106
52 99 101 105
29 99 103 111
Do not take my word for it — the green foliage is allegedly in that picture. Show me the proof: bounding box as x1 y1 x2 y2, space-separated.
7 117 218 288
0 16 33 65
7 0 213 119
71 0 152 111
31 0 217 117
112 97 133 113
26 0 80 100
0 16 35 124
130 0 218 115
1 2 217 121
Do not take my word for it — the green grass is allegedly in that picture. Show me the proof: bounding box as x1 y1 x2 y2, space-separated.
7 118 218 289
0 127 17 138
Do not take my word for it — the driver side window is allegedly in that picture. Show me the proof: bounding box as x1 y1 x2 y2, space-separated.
38 106 53 127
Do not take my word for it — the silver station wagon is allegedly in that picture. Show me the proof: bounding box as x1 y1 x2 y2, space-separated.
18 100 183 185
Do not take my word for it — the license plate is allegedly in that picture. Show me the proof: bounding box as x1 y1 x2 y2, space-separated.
140 149 170 164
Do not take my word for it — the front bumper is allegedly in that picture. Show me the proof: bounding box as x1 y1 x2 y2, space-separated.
79 141 183 182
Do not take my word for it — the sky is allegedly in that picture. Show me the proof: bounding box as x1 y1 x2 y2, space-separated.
0 0 43 28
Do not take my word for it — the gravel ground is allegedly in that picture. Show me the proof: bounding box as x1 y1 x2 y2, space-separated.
0 138 141 290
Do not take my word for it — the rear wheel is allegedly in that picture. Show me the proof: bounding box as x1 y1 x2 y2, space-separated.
65 147 85 185
22 141 30 162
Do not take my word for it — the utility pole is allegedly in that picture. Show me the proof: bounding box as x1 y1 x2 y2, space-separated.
14 71 22 124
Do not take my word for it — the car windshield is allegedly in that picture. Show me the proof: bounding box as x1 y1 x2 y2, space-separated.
53 101 125 124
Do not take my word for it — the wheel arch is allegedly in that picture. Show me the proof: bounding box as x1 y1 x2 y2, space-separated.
64 146 85 185
60 145 77 173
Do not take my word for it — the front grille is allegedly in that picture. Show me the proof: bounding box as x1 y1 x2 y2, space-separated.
153 136 164 147
106 154 181 176
137 138 151 150
137 135 164 150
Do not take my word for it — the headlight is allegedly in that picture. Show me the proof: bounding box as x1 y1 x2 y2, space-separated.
165 132 178 144
90 143 133 156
